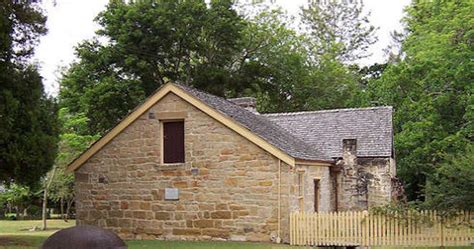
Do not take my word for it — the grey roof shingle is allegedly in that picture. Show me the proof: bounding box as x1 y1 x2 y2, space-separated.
263 107 393 158
175 83 331 161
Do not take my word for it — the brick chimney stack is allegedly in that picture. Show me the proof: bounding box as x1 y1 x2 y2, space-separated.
227 97 257 113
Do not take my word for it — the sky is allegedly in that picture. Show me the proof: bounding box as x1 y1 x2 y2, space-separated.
34 0 411 96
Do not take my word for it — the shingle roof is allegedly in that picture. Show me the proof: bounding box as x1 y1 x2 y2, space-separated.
175 84 331 161
263 107 393 158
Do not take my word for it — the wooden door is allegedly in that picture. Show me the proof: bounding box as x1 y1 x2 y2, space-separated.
314 179 320 212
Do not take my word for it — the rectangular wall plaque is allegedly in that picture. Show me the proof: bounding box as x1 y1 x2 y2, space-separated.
165 188 179 200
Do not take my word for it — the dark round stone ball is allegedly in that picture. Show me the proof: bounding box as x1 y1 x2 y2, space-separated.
41 225 127 249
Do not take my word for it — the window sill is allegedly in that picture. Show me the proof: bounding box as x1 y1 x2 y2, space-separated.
155 163 186 170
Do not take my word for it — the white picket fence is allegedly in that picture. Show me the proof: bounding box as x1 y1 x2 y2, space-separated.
290 210 473 247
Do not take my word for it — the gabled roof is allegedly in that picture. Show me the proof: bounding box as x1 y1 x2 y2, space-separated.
66 82 331 172
175 84 330 161
264 107 393 158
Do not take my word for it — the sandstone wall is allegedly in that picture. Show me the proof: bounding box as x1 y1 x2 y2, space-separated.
336 156 393 211
75 93 293 242
358 157 393 208
288 165 332 213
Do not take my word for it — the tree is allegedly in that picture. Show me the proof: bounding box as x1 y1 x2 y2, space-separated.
301 0 378 63
42 109 99 228
47 109 100 222
237 9 314 112
0 183 35 219
0 0 59 186
367 0 474 201
60 0 248 134
240 9 362 113
0 0 47 64
424 145 474 212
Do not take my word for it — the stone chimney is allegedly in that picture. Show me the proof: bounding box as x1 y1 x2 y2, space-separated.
227 97 257 113
338 138 367 211
343 139 357 158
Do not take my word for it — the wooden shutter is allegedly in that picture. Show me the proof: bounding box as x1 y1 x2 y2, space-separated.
163 121 184 163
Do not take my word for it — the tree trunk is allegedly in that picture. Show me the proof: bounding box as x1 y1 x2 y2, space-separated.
60 197 64 220
64 199 73 222
42 166 57 230
22 206 28 218
15 206 19 220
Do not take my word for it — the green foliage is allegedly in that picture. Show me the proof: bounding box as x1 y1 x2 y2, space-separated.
239 9 314 112
367 0 474 202
0 0 59 186
0 183 34 218
424 145 474 211
301 0 377 62
0 0 47 63
60 0 248 134
237 9 362 113
46 108 100 207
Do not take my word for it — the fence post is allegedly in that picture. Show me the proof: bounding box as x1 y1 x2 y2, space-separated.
363 210 369 247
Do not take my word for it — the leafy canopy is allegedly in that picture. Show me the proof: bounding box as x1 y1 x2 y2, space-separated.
367 0 474 203
301 0 377 63
60 0 251 134
0 0 59 186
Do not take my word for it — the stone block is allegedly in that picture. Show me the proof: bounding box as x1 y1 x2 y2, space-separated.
215 203 228 210
155 212 171 220
172 228 201 236
224 178 239 187
75 173 89 183
173 181 188 188
133 211 146 219
202 228 230 238
258 181 273 186
198 204 214 211
229 204 245 211
193 219 214 228
140 202 151 210
232 210 249 218
211 211 231 219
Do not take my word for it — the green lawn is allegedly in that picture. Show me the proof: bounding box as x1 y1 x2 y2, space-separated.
0 220 471 249
0 219 73 249
0 220 301 249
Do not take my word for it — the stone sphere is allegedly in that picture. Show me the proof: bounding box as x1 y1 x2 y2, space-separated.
41 225 127 249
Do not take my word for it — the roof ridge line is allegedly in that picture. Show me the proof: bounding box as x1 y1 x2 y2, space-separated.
262 106 393 117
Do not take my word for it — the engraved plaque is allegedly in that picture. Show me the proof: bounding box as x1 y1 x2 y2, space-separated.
165 188 179 200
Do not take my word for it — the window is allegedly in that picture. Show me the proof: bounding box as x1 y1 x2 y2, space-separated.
162 121 184 163
297 170 305 211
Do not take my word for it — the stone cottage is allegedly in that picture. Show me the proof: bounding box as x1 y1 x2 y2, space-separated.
67 82 396 242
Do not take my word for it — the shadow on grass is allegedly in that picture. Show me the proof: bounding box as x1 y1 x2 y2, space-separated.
0 234 48 249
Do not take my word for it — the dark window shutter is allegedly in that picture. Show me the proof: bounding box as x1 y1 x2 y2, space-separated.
163 121 185 163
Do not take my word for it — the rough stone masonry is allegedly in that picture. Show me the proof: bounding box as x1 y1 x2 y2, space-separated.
75 93 295 241
73 85 396 243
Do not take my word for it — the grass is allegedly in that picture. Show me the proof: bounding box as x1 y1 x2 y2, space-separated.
0 220 301 249
0 219 73 249
0 219 471 249
127 241 304 249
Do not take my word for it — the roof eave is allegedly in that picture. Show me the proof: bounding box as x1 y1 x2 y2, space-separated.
295 158 334 166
